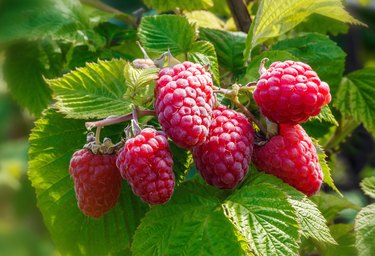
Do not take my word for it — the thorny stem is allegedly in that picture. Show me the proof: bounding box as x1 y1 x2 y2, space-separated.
85 110 156 129
95 125 102 145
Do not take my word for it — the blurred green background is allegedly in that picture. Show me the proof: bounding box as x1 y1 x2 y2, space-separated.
0 0 374 256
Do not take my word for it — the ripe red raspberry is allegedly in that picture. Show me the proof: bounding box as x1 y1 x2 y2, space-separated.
192 106 255 189
155 61 215 149
116 128 175 204
253 60 331 124
69 149 122 218
253 124 323 196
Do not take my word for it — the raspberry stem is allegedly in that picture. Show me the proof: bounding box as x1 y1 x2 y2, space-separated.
85 109 156 129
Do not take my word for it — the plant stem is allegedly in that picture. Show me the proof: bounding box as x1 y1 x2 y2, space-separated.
324 118 359 152
85 110 156 129
226 0 252 32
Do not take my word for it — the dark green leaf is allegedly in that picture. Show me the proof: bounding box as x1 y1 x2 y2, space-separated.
3 41 56 116
318 224 357 256
309 105 338 126
169 142 194 185
132 181 245 256
336 68 375 136
28 108 148 255
199 28 247 74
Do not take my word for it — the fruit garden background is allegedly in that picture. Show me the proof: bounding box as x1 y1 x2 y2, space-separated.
0 0 375 255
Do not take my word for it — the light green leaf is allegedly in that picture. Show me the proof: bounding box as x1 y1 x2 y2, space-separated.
3 41 56 116
360 176 375 199
271 33 346 97
309 105 339 126
245 0 363 59
336 68 375 136
199 28 247 74
143 0 213 12
315 143 341 195
132 181 245 256
240 50 296 84
184 11 225 30
28 108 148 255
123 63 159 108
187 41 220 85
319 224 357 256
138 15 196 56
248 171 336 245
355 204 375 256
223 179 300 256
311 192 359 222
48 59 130 119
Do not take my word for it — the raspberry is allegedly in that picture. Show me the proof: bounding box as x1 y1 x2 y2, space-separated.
155 61 215 149
253 124 323 196
69 149 122 218
192 106 255 189
116 128 175 204
253 60 331 124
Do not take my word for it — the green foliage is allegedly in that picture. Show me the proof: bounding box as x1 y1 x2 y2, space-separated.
184 11 225 30
132 181 245 256
309 105 338 127
28 109 148 255
3 41 56 116
360 176 375 199
244 0 362 59
48 59 131 119
271 33 346 96
355 204 375 256
169 143 194 185
143 0 213 13
321 224 357 256
336 68 375 136
199 28 247 74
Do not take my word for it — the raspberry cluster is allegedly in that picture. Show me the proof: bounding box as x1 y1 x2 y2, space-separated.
252 60 329 196
69 59 329 218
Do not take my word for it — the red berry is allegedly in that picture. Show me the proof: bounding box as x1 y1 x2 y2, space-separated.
253 60 331 124
192 106 255 189
253 124 323 196
69 149 122 218
155 61 215 149
116 128 175 204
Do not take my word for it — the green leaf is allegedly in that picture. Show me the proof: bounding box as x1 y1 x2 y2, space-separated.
131 181 245 256
293 14 349 36
123 63 159 108
360 176 375 199
248 171 336 245
143 0 213 12
311 192 359 222
184 11 225 30
271 33 346 97
199 28 247 74
315 142 341 195
355 204 375 256
318 224 357 256
28 108 148 255
223 176 300 256
48 59 131 119
336 68 375 136
309 105 339 126
240 50 296 84
244 0 363 59
187 41 220 85
0 0 73 43
3 41 55 116
169 142 194 185
138 15 196 56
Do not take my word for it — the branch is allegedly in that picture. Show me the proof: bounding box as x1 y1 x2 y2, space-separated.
226 0 252 32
